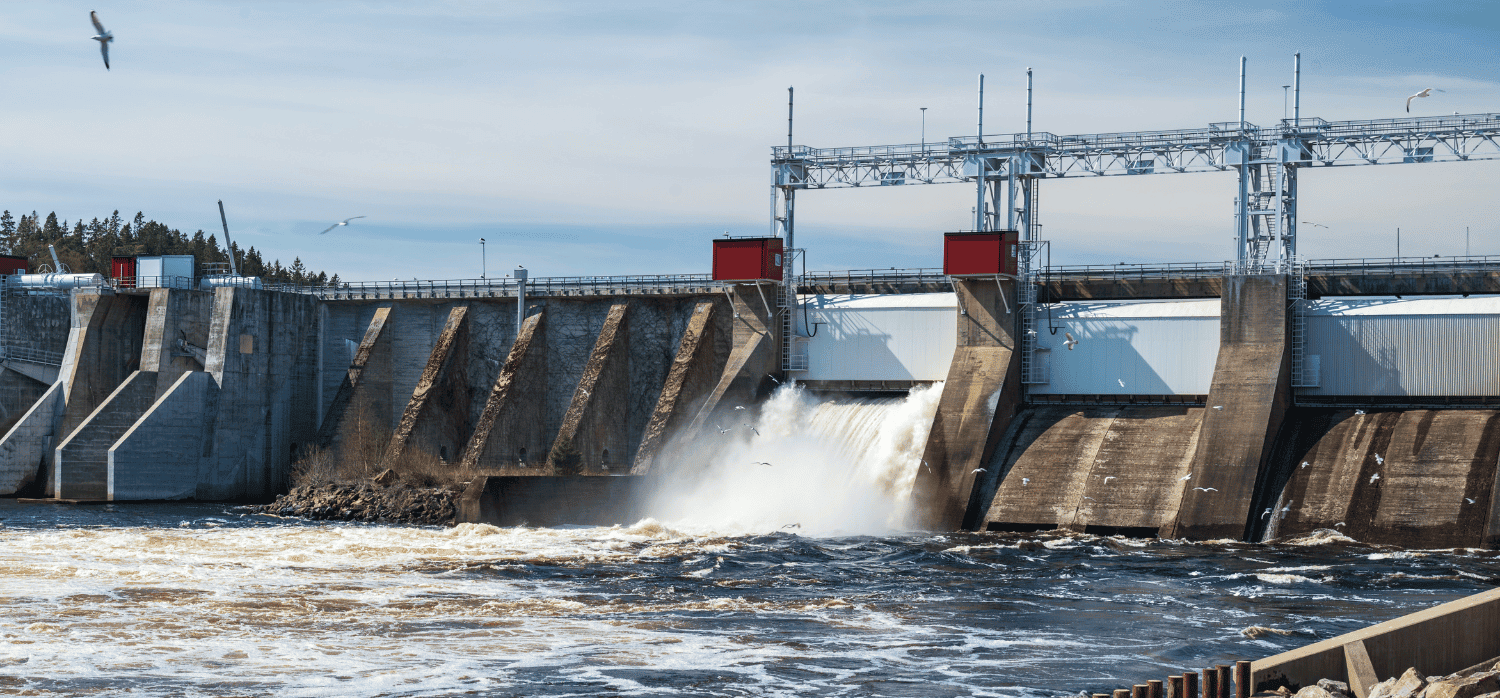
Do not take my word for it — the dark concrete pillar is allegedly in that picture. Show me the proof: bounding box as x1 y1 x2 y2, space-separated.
684 284 781 441
54 370 160 500
912 278 1023 530
459 310 548 472
316 306 395 468
382 306 472 469
1164 274 1290 540
548 303 630 474
138 288 213 399
632 301 723 474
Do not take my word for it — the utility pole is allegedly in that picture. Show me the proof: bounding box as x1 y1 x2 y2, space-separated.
480 238 486 278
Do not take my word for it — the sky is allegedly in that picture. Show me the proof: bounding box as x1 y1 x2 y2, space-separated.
1 1 1498 281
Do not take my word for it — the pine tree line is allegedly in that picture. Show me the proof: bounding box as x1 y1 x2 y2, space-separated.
0 210 342 287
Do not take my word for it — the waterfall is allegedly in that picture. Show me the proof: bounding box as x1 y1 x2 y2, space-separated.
646 383 944 535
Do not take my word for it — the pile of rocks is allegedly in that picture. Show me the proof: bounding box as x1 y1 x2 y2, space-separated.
1286 662 1500 698
253 470 458 525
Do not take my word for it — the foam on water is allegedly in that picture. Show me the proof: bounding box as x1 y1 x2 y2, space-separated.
646 383 943 535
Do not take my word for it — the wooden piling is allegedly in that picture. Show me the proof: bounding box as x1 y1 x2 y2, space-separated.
1202 668 1217 698
1169 675 1183 698
1184 671 1198 698
1147 679 1164 698
1234 661 1250 698
1216 665 1231 698
1113 689 1130 698
1133 684 1147 698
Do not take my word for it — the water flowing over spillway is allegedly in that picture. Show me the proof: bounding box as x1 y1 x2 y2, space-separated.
645 383 944 534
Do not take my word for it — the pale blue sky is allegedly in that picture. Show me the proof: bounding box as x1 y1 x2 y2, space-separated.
1 1 1497 280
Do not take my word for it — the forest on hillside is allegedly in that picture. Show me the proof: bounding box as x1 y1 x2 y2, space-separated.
1 210 342 286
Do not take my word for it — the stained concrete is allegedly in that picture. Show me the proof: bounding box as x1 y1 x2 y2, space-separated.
54 370 160 500
383 306 472 468
138 288 213 399
1165 274 1290 540
0 381 63 494
108 371 220 500
911 278 1022 530
633 302 723 475
548 303 630 474
683 285 781 453
978 406 1203 534
457 475 650 526
460 311 549 471
316 307 394 466
200 287 319 500
58 292 149 441
1262 409 1500 548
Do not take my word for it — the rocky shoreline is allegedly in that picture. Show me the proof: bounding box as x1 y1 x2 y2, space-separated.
251 474 458 526
1282 661 1500 698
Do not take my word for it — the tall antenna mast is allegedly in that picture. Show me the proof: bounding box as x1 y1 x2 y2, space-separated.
217 200 238 276
786 86 794 256
1026 67 1033 141
1239 56 1247 127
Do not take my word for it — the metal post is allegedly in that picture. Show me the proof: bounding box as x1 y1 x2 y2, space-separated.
514 266 527 333
786 86 795 256
921 107 927 151
1293 52 1301 123
1397 227 1401 258
480 238 486 278
1026 67 1033 141
976 73 985 232
217 200 238 276
1239 57 1246 127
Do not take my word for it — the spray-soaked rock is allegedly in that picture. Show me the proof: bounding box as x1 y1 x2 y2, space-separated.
252 482 456 525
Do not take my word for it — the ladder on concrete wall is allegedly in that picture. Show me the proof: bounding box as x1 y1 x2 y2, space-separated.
1288 258 1314 387
1019 240 1048 385
781 250 807 372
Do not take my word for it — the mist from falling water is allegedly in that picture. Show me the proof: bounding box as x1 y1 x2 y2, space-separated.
646 383 944 535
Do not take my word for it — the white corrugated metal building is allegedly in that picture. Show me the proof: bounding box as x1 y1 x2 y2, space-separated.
1303 296 1500 396
1029 299 1221 395
797 293 957 382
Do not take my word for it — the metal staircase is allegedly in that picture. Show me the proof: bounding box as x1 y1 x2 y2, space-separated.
781 249 807 372
1288 257 1314 387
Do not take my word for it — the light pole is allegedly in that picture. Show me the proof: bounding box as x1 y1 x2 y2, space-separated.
480 238 486 278
920 107 927 151
1282 85 1290 120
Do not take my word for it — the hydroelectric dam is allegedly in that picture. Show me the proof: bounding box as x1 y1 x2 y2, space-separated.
5 105 1500 550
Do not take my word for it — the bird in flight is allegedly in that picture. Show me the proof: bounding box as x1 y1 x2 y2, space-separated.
1354 409 1365 415
1301 221 1329 229
744 424 760 436
714 424 730 434
1063 332 1078 350
1021 477 1030 486
1261 508 1272 519
1213 406 1223 410
1334 522 1347 528
1406 88 1444 113
782 523 800 529
1369 472 1381 484
1193 487 1218 492
752 461 773 467
319 216 366 234
1103 476 1116 484
972 468 986 474
1179 473 1192 481
1301 461 1310 469
1466 498 1476 505
735 406 746 411
90 11 113 70
1374 454 1384 465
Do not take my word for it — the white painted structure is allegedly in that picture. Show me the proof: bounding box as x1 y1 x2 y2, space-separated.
1029 299 1221 395
135 255 195 289
1302 297 1500 396
797 293 957 382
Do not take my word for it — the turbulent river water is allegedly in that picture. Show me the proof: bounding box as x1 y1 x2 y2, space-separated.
4 385 1500 697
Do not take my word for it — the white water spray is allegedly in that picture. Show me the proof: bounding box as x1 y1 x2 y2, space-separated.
647 383 944 535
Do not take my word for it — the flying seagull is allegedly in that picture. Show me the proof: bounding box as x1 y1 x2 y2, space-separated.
1193 487 1218 492
1466 498 1476 505
1261 508 1272 519
744 424 759 436
1063 332 1078 350
1369 472 1381 484
1301 461 1310 469
1103 476 1116 484
1213 406 1223 410
714 424 730 434
1374 454 1384 465
1406 88 1444 113
1334 522 1346 528
972 468 986 474
1301 221 1329 229
752 461 773 467
735 406 746 411
90 11 113 70
1179 473 1192 481
318 216 366 235
782 523 800 529
1021 477 1030 486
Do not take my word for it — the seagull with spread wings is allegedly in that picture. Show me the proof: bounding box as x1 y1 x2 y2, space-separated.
319 216 366 235
90 11 113 70
1406 88 1444 113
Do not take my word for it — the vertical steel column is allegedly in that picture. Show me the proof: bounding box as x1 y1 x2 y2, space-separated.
975 74 986 231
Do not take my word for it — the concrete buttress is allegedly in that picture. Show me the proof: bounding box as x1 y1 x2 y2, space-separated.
632 301 722 474
316 307 395 467
383 306 472 468
548 303 630 474
1164 274 1291 540
912 278 1023 530
684 284 780 445
54 370 160 500
108 371 220 500
459 311 548 471
138 288 214 399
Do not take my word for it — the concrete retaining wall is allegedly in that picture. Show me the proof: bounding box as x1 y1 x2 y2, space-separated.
108 371 220 500
54 370 160 500
457 475 651 527
0 381 63 495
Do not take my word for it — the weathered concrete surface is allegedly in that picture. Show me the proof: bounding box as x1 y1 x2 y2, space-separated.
684 285 782 450
1306 269 1500 299
1252 586 1500 692
1262 409 1500 548
58 292 149 440
978 406 1203 534
0 381 63 495
54 370 160 500
108 371 220 500
457 475 650 526
138 288 213 399
200 288 319 500
316 307 394 467
1039 277 1223 301
1164 274 1290 540
911 278 1022 530
633 302 722 474
460 311 548 471
548 303 630 474
382 306 472 468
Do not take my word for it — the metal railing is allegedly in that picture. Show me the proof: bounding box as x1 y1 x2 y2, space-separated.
268 274 719 300
4 345 63 367
799 268 949 287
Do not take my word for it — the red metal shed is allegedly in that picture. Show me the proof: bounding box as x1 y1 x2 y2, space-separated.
943 231 1018 276
0 255 27 276
111 256 137 287
712 237 784 282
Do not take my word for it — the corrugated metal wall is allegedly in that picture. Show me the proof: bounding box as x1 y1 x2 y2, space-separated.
1303 297 1500 396
799 294 957 382
1029 300 1220 395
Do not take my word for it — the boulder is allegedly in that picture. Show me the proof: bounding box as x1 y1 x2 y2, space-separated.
1424 672 1500 698
373 468 400 487
1369 669 1427 698
1295 685 1342 698
1317 680 1352 698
